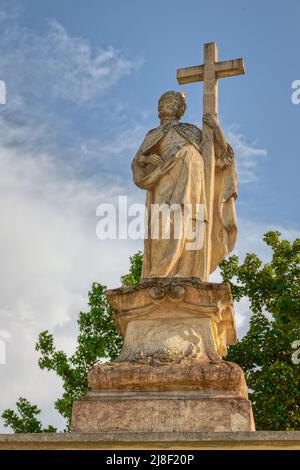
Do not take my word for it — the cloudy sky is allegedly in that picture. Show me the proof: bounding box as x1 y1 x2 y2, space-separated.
0 0 299 432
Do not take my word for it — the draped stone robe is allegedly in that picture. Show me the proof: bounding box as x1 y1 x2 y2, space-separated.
131 122 237 280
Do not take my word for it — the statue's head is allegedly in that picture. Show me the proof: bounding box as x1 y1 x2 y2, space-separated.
158 91 186 120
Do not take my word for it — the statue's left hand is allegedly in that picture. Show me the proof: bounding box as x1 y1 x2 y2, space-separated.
202 113 220 130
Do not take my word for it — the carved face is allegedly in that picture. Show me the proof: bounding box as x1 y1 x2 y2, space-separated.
159 96 181 118
158 92 186 120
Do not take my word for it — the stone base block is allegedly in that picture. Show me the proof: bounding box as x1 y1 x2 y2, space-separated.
71 391 255 433
88 360 248 398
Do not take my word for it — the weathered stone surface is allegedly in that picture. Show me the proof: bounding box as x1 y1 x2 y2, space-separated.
131 86 238 281
77 278 255 433
71 391 255 433
1 431 300 450
107 278 236 358
88 359 248 398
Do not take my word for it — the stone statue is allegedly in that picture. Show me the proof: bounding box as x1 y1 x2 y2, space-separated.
72 43 255 434
132 91 237 280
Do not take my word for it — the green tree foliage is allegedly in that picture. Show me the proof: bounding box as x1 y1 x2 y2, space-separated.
35 283 123 429
2 398 57 433
120 251 143 286
220 231 300 430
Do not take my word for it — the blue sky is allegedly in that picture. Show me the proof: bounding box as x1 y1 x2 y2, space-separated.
8 0 300 225
0 0 299 431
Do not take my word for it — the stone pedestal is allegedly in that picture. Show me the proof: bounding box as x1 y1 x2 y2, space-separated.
71 278 255 432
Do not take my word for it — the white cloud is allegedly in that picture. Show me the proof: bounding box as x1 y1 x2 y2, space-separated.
0 13 142 106
0 10 144 432
226 129 267 183
0 136 143 432
37 20 142 104
79 123 147 176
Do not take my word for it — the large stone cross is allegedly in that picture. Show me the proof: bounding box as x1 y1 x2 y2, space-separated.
177 42 245 280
